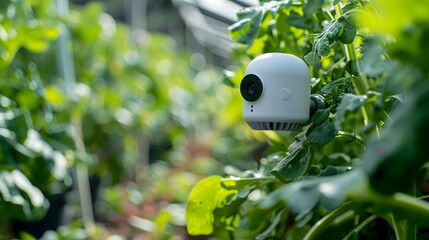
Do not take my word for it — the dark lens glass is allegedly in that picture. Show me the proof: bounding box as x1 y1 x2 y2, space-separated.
240 74 263 102
247 83 256 95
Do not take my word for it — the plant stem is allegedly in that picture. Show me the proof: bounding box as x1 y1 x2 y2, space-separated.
303 201 356 240
343 214 377 240
228 230 235 240
336 131 366 149
334 3 371 127
359 191 429 224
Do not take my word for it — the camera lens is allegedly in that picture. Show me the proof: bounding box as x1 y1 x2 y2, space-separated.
240 74 263 102
247 83 256 95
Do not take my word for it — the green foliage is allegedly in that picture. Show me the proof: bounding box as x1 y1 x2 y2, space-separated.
186 0 429 239
0 0 71 224
2 0 255 238
186 176 237 235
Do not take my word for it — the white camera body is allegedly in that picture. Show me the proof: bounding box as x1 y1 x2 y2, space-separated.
240 53 311 131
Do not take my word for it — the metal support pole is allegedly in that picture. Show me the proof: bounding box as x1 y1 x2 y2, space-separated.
55 0 94 231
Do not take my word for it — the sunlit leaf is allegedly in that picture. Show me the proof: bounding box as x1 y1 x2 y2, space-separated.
0 170 48 221
186 176 237 235
229 8 264 45
24 129 69 181
44 86 66 108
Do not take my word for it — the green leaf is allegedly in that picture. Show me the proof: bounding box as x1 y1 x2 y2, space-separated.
321 77 354 94
19 232 37 240
361 83 429 195
288 132 306 153
286 10 315 29
338 16 356 44
24 130 69 181
186 176 237 235
303 0 325 16
266 1 293 16
324 19 343 40
260 170 367 213
255 209 287 240
221 176 275 190
229 8 264 45
314 36 330 57
44 86 66 108
307 121 337 147
335 94 368 130
23 27 61 52
304 51 321 75
308 108 330 126
360 37 392 78
0 170 48 221
270 147 312 182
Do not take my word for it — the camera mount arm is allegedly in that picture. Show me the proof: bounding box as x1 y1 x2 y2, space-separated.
309 94 327 116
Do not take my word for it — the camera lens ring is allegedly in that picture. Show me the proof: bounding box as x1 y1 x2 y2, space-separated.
240 74 263 102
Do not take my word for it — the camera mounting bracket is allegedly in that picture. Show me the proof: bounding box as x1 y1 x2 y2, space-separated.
309 94 327 116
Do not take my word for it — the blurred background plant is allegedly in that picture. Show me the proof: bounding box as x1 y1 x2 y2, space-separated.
0 0 265 239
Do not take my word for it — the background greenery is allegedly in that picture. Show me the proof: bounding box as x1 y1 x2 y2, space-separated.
0 0 260 239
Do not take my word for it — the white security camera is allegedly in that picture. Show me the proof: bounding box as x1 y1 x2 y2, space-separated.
240 53 325 131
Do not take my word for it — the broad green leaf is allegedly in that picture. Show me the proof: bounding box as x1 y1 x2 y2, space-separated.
304 51 321 75
303 0 324 16
270 147 312 182
229 9 264 45
324 20 342 40
321 77 354 94
361 84 429 195
288 132 306 153
360 37 392 78
314 36 330 57
23 38 49 52
308 108 330 126
286 10 314 29
338 16 356 44
259 176 320 213
356 0 429 37
23 27 60 52
236 6 262 20
335 94 368 130
260 170 367 213
307 121 337 147
186 176 237 235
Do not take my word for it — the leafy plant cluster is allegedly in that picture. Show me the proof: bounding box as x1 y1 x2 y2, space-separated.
186 0 429 239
